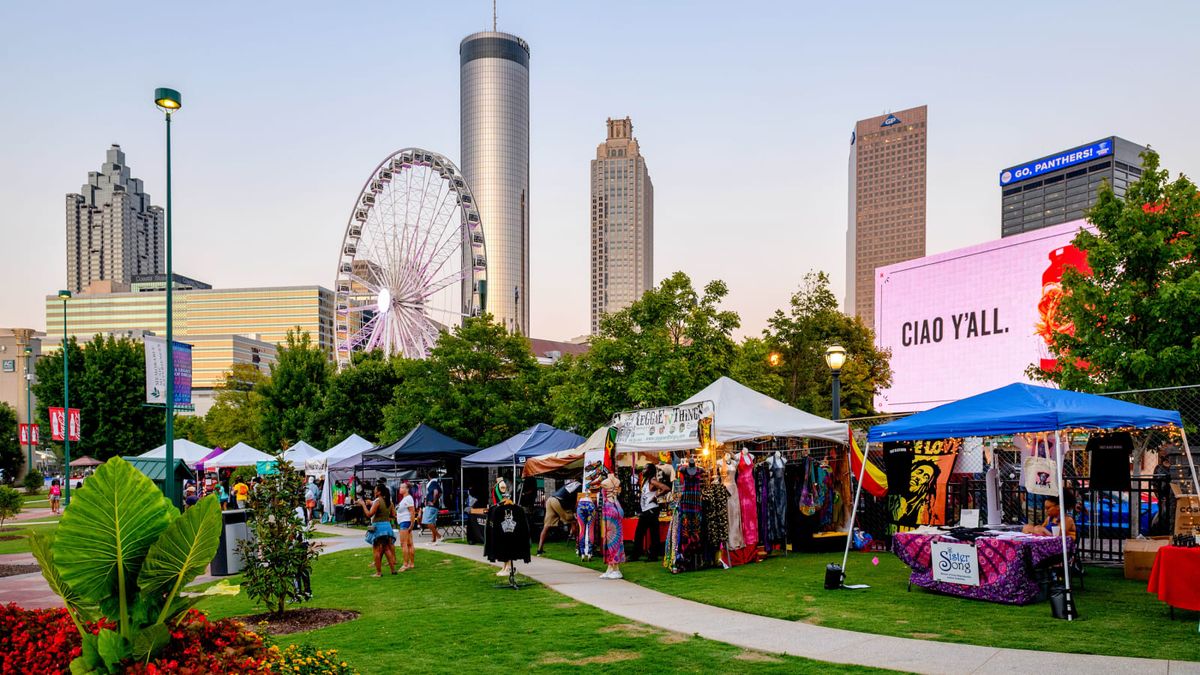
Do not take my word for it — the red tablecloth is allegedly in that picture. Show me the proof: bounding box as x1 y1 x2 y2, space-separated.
1147 546 1200 611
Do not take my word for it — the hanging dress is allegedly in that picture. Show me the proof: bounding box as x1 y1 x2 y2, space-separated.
701 480 728 561
600 487 625 565
769 457 788 544
722 458 745 550
737 453 759 548
678 466 704 560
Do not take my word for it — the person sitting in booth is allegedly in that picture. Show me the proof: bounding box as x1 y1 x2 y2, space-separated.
1023 491 1077 538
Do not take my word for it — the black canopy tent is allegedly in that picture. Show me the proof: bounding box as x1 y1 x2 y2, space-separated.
365 423 479 462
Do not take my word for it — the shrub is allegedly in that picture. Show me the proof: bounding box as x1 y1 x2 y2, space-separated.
271 644 357 674
237 450 320 616
29 457 223 673
22 469 44 495
0 487 20 530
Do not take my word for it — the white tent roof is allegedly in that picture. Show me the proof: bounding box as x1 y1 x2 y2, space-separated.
306 433 375 473
283 441 322 468
680 376 849 446
139 439 213 466
205 442 274 468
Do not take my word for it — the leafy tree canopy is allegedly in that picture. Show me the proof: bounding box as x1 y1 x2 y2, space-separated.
1036 150 1200 392
204 364 267 451
257 329 332 452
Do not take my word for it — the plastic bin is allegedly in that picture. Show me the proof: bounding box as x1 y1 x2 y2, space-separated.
211 509 251 576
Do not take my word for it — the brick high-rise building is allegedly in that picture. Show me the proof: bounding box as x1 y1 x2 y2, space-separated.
65 145 164 294
846 106 927 331
590 117 654 334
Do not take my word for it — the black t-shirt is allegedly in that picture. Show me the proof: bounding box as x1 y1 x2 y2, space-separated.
484 503 531 563
1087 432 1132 491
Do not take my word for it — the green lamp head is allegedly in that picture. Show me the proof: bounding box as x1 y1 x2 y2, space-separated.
154 87 182 112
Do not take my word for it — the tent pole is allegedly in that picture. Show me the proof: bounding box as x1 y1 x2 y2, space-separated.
1055 430 1072 620
1180 429 1200 502
839 433 870 585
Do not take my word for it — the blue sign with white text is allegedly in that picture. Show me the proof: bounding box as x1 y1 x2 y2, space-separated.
1000 139 1113 186
881 114 901 127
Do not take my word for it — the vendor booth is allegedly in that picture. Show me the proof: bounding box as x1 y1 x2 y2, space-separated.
138 439 214 468
522 426 608 478
865 382 1197 613
308 434 375 520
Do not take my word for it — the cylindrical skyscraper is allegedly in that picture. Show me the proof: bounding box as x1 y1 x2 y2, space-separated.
460 31 530 334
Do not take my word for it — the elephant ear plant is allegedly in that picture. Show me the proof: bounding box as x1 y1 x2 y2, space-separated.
28 457 222 674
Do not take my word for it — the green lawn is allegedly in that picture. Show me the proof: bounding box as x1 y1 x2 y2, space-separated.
21 491 50 506
195 549 891 674
539 541 1197 662
0 522 57 555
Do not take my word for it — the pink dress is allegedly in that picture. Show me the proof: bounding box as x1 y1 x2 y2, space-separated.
736 453 758 548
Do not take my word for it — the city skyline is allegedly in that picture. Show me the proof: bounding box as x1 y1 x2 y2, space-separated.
2 2 1199 341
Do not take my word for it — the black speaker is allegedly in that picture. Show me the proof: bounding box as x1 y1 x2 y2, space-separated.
824 563 844 590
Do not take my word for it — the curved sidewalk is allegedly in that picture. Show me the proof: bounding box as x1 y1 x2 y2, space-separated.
411 538 1198 675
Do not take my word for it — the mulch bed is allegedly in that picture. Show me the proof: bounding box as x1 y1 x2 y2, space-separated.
0 564 41 578
0 535 22 542
234 608 359 635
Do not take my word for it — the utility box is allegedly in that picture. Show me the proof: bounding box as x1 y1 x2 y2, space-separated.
211 509 250 576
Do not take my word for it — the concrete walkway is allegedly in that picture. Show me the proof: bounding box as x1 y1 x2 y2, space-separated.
412 538 1200 675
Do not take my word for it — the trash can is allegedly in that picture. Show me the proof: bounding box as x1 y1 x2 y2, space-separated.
211 509 251 576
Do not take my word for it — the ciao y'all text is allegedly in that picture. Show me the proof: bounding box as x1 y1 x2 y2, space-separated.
900 308 1008 347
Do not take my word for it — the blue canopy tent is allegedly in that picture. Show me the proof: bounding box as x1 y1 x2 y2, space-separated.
850 383 1197 614
460 424 586 506
366 424 479 462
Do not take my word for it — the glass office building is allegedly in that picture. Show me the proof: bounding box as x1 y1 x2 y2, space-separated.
460 31 531 334
1000 136 1146 237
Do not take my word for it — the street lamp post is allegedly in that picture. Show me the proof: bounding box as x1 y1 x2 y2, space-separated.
58 290 72 506
824 345 847 421
154 87 181 507
24 346 33 474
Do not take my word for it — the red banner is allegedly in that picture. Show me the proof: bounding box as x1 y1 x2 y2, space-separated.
48 408 80 442
18 423 39 446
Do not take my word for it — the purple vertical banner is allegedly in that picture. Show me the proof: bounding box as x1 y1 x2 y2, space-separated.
172 340 192 407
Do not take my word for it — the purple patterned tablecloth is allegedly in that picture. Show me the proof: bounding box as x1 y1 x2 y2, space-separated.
893 532 1073 605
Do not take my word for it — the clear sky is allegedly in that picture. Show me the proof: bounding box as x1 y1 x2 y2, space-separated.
2 0 1197 341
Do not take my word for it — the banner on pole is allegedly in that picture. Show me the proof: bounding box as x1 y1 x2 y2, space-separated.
145 336 193 406
48 408 80 442
18 423 39 446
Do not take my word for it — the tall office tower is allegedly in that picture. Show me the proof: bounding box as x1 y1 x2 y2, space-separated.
590 117 654 335
65 145 164 294
846 105 927 332
999 136 1147 237
460 31 530 334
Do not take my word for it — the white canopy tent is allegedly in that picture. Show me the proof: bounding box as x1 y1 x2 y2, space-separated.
138 439 214 467
283 441 322 469
306 433 375 515
205 442 274 469
615 376 849 453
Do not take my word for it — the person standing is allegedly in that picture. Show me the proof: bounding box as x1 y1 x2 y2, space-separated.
630 464 668 562
422 477 443 545
48 479 62 515
304 477 320 523
396 482 418 571
233 478 250 509
537 478 582 556
358 484 397 577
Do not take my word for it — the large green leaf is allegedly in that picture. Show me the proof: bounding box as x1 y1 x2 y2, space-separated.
95 628 130 673
53 457 175 609
137 495 222 622
29 531 94 628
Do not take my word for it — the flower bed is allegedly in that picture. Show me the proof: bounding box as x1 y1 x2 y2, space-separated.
0 605 356 674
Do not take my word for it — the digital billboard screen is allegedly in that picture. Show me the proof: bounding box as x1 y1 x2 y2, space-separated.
873 220 1093 412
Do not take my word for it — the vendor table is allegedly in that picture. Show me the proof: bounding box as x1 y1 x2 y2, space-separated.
1147 546 1200 611
893 531 1073 605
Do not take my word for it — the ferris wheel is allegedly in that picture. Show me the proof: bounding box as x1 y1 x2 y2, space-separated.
334 148 487 369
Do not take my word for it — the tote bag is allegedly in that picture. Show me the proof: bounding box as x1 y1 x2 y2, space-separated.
1023 436 1059 496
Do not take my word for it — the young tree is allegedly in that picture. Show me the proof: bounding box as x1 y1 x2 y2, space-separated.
205 364 267 450
257 330 332 452
0 486 21 528
31 335 163 461
312 350 403 448
1033 150 1200 392
548 272 741 432
763 271 892 418
382 316 547 447
236 450 319 616
0 403 22 483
